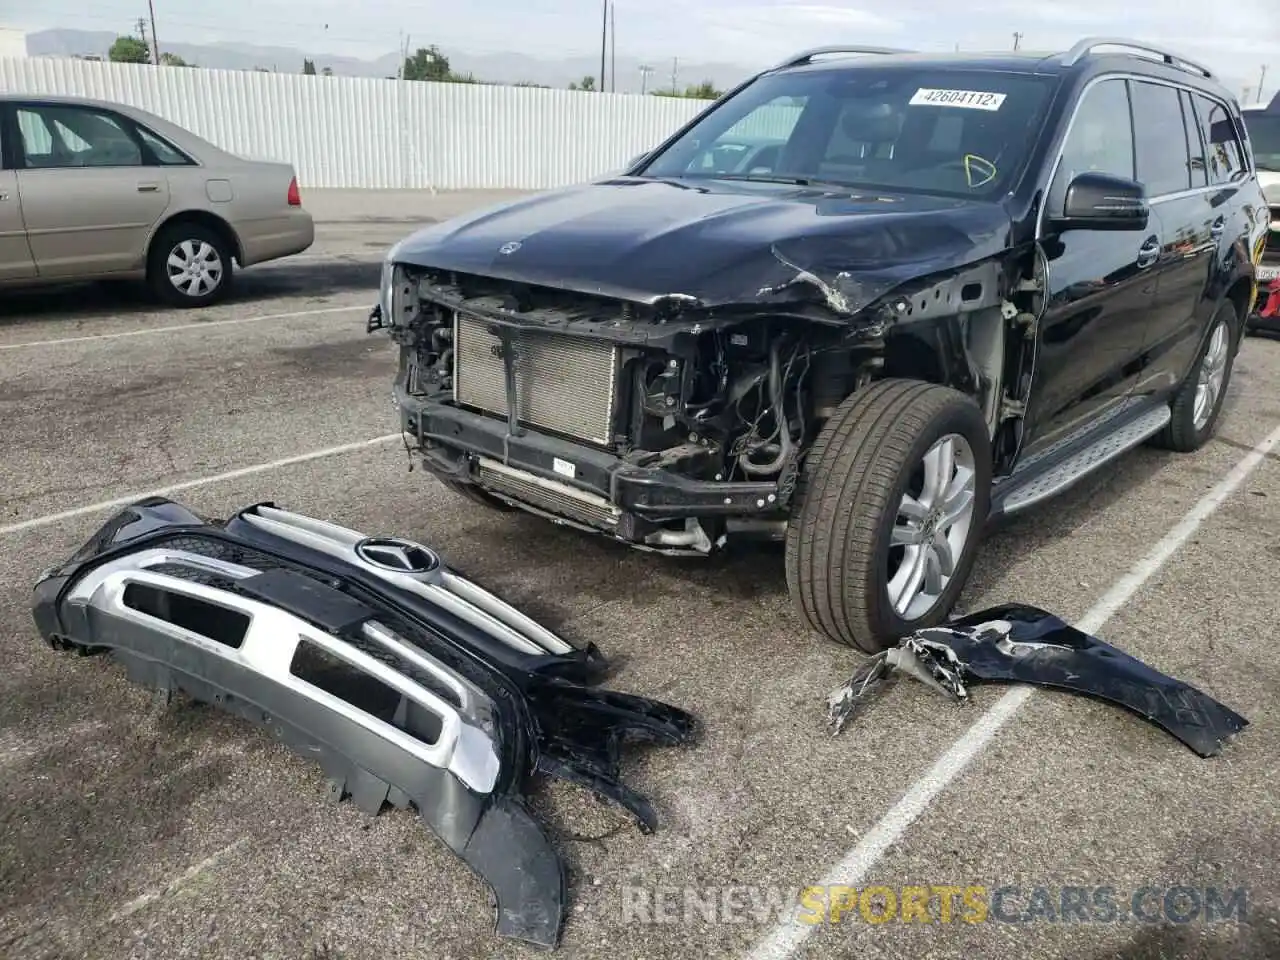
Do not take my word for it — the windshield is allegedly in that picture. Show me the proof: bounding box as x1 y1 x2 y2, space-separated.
1241 111 1280 172
638 66 1057 199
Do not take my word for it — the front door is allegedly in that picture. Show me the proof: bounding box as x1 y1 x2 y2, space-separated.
0 169 36 281
1023 76 1156 453
9 101 170 278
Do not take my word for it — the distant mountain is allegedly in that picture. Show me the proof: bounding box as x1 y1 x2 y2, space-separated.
23 28 760 94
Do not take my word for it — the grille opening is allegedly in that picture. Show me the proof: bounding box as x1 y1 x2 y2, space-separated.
123 583 251 649
289 640 444 744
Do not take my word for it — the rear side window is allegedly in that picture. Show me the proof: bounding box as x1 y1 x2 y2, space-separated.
1130 80 1192 196
134 124 193 165
1047 78 1134 217
1189 94 1247 185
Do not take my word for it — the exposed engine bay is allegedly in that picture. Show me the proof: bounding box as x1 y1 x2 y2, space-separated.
373 253 1042 556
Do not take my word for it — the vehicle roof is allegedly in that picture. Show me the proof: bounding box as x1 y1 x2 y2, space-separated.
768 45 1233 100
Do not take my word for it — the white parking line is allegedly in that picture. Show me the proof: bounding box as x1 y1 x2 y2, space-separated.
745 421 1280 960
107 838 249 922
0 303 367 351
0 434 402 537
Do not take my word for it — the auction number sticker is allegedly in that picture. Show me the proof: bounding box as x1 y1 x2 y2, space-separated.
909 88 1007 111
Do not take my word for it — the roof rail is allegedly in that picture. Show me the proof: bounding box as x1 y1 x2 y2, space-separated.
773 46 914 70
1061 36 1214 79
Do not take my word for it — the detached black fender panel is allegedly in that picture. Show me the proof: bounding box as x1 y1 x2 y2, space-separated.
828 603 1247 758
31 497 697 950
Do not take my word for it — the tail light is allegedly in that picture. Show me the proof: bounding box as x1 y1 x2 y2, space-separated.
287 176 301 207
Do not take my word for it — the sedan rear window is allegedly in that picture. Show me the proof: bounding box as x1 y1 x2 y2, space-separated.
640 66 1057 199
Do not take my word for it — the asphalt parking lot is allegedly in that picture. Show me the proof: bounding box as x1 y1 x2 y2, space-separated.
2 189 1279 960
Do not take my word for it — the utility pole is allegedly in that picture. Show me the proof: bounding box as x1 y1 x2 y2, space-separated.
639 63 652 95
610 1 616 92
136 17 148 52
599 0 607 93
147 0 161 63
1012 31 1023 51
670 56 679 94
1258 65 1269 103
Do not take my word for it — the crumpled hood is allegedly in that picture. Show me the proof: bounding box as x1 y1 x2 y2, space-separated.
391 176 1014 314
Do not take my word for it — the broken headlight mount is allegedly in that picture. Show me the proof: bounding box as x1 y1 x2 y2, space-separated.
827 604 1248 758
31 498 697 950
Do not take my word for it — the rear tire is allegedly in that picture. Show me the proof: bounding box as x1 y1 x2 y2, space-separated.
1150 300 1238 453
785 379 992 653
147 221 235 308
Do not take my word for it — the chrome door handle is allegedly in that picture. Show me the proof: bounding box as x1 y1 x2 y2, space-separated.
0 191 8 201
1136 238 1160 268
137 182 160 192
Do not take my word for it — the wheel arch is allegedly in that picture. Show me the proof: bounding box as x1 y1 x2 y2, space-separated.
146 209 244 269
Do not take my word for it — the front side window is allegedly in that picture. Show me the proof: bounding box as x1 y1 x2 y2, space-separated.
15 105 143 169
1045 78 1134 217
1130 79 1193 196
639 67 1057 199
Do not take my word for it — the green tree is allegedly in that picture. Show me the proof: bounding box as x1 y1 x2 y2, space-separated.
321 66 333 77
108 35 150 64
402 45 451 82
159 52 191 67
302 58 316 75
569 75 596 91
653 80 723 99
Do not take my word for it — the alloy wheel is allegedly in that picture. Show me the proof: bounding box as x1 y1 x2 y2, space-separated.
166 239 225 298
887 433 978 620
1192 319 1229 431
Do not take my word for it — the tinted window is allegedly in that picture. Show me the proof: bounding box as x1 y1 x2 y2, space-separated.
1190 94 1247 184
641 68 1056 199
1047 78 1134 217
16 105 142 168
1239 109 1280 173
1130 80 1192 196
135 124 192 165
1180 90 1209 187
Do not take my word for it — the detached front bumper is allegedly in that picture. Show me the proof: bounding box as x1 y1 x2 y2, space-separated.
395 385 786 550
32 498 695 950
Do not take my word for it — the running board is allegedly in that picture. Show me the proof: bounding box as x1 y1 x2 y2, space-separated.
993 403 1172 516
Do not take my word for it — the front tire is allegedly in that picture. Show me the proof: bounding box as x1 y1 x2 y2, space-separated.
147 221 234 308
1150 300 1238 453
785 379 992 653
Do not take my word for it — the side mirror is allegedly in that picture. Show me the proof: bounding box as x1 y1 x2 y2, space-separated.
1053 172 1149 232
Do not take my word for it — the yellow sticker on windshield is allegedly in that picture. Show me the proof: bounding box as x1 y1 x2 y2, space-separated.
963 154 998 188
909 88 1007 111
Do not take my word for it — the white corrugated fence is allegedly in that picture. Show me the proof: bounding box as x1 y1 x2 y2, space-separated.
0 56 734 190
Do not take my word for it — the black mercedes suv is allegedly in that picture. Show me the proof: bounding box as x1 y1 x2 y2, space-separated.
370 38 1270 653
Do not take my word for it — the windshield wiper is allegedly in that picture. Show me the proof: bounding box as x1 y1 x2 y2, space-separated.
707 174 816 185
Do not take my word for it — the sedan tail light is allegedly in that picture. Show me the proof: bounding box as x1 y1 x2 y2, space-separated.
287 175 301 206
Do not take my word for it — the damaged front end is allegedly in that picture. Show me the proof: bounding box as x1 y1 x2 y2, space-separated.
370 232 1027 556
31 498 696 950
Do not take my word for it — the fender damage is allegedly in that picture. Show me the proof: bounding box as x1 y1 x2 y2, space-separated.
826 604 1248 758
31 497 696 950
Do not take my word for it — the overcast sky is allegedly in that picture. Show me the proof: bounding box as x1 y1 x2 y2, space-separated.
11 0 1279 99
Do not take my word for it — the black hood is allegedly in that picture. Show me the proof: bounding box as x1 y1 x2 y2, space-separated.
391 176 1014 314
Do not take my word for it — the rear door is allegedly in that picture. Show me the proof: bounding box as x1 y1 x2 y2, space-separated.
12 101 171 278
0 112 37 280
1130 83 1236 394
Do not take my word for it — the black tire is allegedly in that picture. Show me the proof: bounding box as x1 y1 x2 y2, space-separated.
1149 300 1239 453
147 221 235 308
785 378 993 653
439 478 516 512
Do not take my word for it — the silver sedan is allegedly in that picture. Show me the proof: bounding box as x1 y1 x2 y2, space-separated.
0 92 314 307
